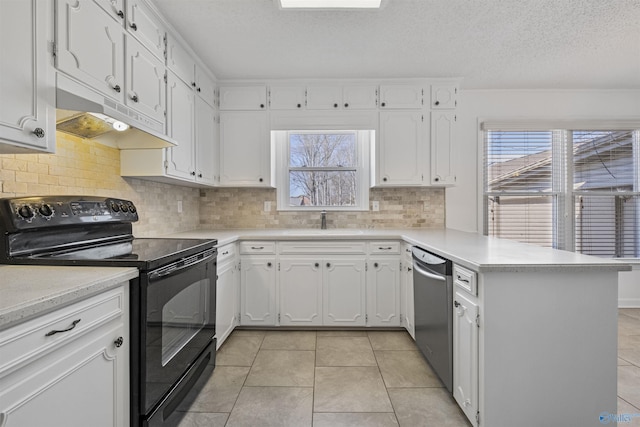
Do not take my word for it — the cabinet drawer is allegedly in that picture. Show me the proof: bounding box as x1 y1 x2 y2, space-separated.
279 241 366 255
239 241 276 254
0 286 125 374
369 241 400 254
217 243 237 263
453 264 477 296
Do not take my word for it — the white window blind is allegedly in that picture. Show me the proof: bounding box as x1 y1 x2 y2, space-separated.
483 127 640 258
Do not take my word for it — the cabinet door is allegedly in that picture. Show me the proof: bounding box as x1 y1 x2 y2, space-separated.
126 0 165 60
219 86 267 111
216 259 237 348
431 84 458 109
342 85 378 110
402 262 415 339
240 257 277 326
125 37 166 123
219 111 271 186
431 112 456 186
194 96 217 185
0 0 54 153
95 0 125 23
453 290 479 427
166 72 195 180
306 85 342 110
195 65 216 107
166 35 195 86
279 258 323 326
323 258 366 326
367 258 401 327
269 86 306 110
377 111 425 185
379 85 423 109
56 0 125 102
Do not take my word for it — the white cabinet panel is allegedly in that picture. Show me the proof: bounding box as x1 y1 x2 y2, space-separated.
377 111 425 185
279 258 323 326
240 257 277 326
219 86 267 111
219 111 271 187
306 85 342 110
125 37 166 123
126 0 166 60
367 258 401 327
379 85 423 109
195 65 216 106
342 85 378 109
166 35 195 87
56 0 126 102
431 84 458 109
166 72 195 180
269 85 306 110
453 289 479 427
94 0 125 23
323 258 366 326
0 0 54 153
217 255 238 348
431 111 456 186
194 95 217 185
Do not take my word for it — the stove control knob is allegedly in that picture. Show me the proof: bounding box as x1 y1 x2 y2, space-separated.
18 205 34 219
127 204 136 214
119 203 128 213
38 204 53 218
110 202 120 213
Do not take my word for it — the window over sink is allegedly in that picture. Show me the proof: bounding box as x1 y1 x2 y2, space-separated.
273 130 372 211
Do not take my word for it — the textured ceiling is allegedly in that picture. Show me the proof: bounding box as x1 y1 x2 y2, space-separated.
151 0 640 89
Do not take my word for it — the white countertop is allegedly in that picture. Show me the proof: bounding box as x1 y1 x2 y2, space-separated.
0 265 138 330
166 228 633 273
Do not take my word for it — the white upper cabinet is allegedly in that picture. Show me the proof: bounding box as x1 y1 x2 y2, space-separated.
376 111 425 186
431 111 457 186
125 37 166 123
94 0 125 23
269 86 306 110
431 84 458 109
165 72 195 180
194 95 217 185
56 0 126 102
125 0 166 60
195 64 216 106
0 0 55 153
306 85 378 110
379 84 424 109
342 85 378 109
166 35 195 86
219 86 268 111
306 85 343 110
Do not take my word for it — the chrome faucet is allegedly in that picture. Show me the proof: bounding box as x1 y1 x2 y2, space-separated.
320 210 327 229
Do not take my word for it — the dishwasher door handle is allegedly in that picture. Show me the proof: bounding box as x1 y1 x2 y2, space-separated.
413 262 446 282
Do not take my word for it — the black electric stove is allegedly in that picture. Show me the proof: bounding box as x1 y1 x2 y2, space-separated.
0 195 218 427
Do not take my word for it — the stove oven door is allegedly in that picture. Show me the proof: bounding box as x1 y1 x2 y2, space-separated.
140 248 217 423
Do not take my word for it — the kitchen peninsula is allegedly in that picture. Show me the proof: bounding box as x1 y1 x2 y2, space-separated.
167 227 631 427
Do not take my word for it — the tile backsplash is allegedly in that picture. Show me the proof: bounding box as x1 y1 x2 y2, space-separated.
1 133 446 234
199 187 445 229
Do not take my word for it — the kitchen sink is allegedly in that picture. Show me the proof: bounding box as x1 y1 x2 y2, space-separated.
282 229 365 235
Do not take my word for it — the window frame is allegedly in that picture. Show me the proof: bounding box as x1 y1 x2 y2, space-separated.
481 122 640 259
274 129 371 211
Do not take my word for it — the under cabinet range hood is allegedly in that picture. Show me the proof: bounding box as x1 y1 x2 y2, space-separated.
55 74 178 149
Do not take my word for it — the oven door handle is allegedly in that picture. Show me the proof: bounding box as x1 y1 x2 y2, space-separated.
148 251 216 281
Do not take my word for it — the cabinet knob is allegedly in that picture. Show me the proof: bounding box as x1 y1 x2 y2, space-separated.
434 176 440 182
297 103 301 108
113 84 121 93
326 262 331 268
383 177 388 182
259 178 263 182
374 262 379 268
192 82 197 88
408 267 412 272
381 102 386 107
191 171 196 176
315 263 319 267
130 94 138 103
130 22 137 31
197 87 201 92
198 173 203 178
267 262 272 267
260 104 265 109
33 128 45 138
454 300 461 308
114 336 124 348
435 100 440 106
333 103 338 108
116 10 124 18
344 103 349 108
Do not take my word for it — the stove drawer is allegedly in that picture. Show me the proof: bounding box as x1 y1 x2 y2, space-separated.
0 286 125 374
217 243 237 264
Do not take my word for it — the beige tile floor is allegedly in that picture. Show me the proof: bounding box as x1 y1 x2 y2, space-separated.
176 309 640 427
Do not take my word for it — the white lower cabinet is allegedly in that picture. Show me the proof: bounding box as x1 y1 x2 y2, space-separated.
216 244 239 348
279 258 323 326
323 258 367 326
0 285 129 427
366 257 401 327
453 287 479 427
400 243 415 338
240 256 277 326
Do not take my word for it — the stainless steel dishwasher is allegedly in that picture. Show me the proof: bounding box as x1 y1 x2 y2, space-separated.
412 246 453 393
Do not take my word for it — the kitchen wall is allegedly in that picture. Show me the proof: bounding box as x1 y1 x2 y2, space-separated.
0 132 200 237
199 187 445 229
448 88 640 306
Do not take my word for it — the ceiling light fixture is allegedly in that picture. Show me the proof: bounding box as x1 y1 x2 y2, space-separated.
280 0 381 9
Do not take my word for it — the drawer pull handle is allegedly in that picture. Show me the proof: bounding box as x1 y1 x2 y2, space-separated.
378 247 393 250
457 275 470 283
114 337 124 348
222 251 229 255
45 319 81 336
251 246 264 250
